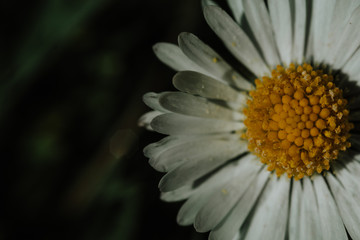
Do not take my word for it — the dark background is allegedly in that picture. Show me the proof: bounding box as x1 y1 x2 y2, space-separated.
0 0 218 239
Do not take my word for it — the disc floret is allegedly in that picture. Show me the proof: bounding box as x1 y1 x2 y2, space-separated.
243 63 353 180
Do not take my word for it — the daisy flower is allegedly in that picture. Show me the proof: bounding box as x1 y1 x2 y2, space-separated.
139 0 360 239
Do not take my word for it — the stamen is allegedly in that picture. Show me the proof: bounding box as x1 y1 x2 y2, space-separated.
243 63 353 180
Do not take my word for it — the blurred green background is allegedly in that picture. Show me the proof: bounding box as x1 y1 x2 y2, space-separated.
1 0 221 239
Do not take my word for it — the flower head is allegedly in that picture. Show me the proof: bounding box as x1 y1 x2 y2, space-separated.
140 0 360 239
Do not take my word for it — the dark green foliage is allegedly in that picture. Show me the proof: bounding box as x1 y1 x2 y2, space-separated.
1 1 209 239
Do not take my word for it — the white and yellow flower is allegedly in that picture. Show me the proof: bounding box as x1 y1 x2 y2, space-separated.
140 0 360 239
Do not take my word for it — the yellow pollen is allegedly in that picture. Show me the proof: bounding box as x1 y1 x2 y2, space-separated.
243 63 353 180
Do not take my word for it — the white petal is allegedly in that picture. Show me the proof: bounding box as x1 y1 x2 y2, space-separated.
299 177 322 240
342 48 360 81
345 153 360 178
159 92 245 121
144 133 235 159
231 232 240 240
153 43 205 73
288 180 302 240
242 0 281 67
160 184 194 202
138 111 163 130
173 71 248 106
193 154 256 191
227 0 244 23
305 24 314 62
151 113 245 135
194 159 262 233
176 154 255 225
148 134 239 172
177 188 214 226
144 135 189 159
311 0 336 63
326 173 360 240
244 176 290 240
325 0 360 62
158 139 248 192
268 0 292 65
292 0 307 64
329 6 360 69
178 32 253 91
162 153 252 203
201 0 218 8
209 169 269 240
332 159 360 202
203 6 270 77
352 152 360 162
312 176 347 240
143 92 170 112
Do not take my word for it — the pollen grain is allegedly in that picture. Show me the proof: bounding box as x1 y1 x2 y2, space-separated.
243 63 353 180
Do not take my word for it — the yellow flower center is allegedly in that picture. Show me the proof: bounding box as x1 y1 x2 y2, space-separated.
243 63 354 180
